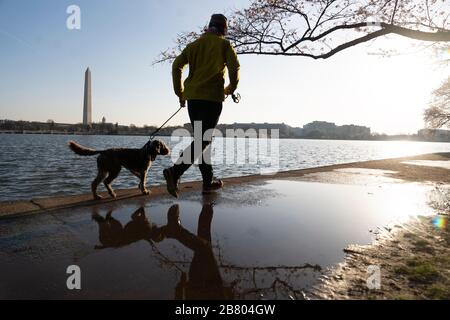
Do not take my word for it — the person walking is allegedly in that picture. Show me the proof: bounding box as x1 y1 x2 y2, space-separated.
163 14 240 198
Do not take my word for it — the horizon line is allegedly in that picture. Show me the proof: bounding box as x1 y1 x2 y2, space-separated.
0 118 436 136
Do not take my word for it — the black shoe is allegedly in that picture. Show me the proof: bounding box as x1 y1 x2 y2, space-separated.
163 168 179 198
202 178 223 194
165 204 181 238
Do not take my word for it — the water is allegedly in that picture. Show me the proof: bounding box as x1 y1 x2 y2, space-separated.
0 133 449 201
0 180 435 299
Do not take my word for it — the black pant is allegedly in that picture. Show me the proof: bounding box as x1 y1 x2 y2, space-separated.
172 204 231 299
172 100 222 184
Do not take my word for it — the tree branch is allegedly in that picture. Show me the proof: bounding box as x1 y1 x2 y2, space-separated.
154 0 450 64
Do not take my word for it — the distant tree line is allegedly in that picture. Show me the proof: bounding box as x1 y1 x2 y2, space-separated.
0 119 167 136
2 119 450 142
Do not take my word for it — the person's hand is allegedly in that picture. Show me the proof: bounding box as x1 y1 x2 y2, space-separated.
179 97 186 108
224 86 232 96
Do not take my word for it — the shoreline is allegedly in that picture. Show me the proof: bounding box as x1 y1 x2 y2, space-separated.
313 213 450 300
2 152 450 218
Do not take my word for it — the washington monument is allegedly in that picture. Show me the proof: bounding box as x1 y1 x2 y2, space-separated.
83 67 92 125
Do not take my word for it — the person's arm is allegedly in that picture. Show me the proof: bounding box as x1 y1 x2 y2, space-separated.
172 48 188 98
224 42 240 96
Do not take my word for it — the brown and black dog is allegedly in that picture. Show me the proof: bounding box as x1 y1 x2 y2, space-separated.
92 207 165 249
69 139 170 199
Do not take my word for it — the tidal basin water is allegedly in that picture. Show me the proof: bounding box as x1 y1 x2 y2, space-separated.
0 179 436 299
0 133 449 201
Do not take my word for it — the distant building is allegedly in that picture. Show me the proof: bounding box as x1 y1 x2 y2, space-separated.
302 121 370 139
303 121 337 136
337 124 371 139
216 122 294 138
418 128 450 142
210 121 371 139
83 68 92 125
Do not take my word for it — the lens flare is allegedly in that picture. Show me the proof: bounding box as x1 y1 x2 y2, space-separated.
432 215 448 230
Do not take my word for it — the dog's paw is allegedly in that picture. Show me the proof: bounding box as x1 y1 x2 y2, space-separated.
142 189 151 195
93 194 103 200
110 193 117 199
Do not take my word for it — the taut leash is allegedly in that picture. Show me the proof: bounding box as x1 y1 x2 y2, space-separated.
149 106 183 141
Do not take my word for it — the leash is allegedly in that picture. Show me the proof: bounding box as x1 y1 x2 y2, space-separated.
148 93 241 140
228 93 241 103
149 106 183 140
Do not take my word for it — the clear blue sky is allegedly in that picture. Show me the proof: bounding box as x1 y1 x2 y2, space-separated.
0 0 448 134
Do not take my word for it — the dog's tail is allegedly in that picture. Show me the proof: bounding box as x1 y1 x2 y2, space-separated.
68 140 102 156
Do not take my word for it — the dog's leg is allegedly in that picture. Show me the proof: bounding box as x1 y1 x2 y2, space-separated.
139 170 150 195
92 170 107 200
104 167 121 198
105 209 113 219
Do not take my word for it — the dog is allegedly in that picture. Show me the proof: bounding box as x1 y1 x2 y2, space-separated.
68 139 170 200
92 207 165 249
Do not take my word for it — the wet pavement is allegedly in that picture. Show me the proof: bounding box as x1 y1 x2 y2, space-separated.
0 177 436 299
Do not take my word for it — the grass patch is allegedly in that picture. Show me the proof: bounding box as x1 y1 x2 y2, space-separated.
434 254 450 265
403 232 416 239
425 284 450 300
395 258 440 284
408 264 439 283
412 239 434 254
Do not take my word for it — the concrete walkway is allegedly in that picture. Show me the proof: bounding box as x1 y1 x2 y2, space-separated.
2 152 449 218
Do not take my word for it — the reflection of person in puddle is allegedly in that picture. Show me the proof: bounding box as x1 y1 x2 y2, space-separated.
92 207 165 249
165 203 233 300
92 203 232 299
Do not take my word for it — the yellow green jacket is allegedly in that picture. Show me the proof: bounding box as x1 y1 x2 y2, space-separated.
172 32 240 102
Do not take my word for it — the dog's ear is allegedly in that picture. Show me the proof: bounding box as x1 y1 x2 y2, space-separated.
146 140 159 160
158 140 170 156
152 140 161 154
146 140 170 159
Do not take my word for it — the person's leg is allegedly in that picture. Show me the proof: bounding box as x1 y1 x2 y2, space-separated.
197 103 222 185
164 204 208 251
197 204 213 242
170 101 204 179
164 204 225 299
163 102 201 197
164 100 222 197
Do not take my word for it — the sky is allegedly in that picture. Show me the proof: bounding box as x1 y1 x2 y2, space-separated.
0 0 448 134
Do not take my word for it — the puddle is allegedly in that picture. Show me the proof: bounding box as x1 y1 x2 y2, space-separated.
402 160 450 170
0 180 435 299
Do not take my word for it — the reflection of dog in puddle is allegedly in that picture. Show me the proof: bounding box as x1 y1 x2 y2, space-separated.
92 207 165 249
